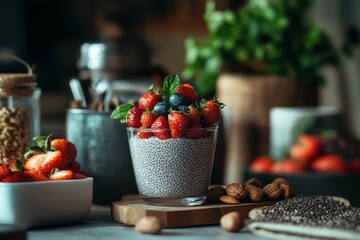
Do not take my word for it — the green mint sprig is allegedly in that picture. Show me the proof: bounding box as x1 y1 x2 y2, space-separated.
162 74 180 102
110 103 134 123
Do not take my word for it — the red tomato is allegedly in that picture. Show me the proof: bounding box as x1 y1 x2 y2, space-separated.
290 134 323 166
271 159 304 174
250 156 274 173
311 154 347 173
347 159 360 173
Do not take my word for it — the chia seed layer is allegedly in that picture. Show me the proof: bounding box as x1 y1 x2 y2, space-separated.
128 136 215 198
255 196 360 232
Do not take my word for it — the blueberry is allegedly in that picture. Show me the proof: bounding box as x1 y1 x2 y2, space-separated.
169 93 187 107
178 105 188 112
154 102 170 117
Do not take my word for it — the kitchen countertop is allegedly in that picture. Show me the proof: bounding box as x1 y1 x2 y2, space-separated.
27 206 266 240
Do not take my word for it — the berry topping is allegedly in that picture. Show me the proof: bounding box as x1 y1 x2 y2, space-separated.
110 74 225 140
139 92 162 110
151 116 171 140
154 102 170 117
127 107 144 128
168 112 190 138
177 83 197 105
140 110 157 128
169 93 187 108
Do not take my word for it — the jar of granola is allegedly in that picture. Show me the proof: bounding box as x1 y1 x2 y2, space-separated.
0 56 41 164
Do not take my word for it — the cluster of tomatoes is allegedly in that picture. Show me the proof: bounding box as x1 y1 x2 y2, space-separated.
250 134 360 174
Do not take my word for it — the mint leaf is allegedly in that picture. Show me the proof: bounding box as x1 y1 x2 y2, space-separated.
110 103 134 123
15 159 24 172
163 74 180 102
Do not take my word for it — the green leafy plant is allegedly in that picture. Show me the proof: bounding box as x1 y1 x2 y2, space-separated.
183 0 342 97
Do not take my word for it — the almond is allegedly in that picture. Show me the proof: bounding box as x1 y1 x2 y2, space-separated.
272 177 289 185
207 186 226 203
220 195 240 204
280 183 294 198
244 178 263 188
220 211 244 232
245 184 264 202
135 216 162 234
226 183 248 200
263 182 283 200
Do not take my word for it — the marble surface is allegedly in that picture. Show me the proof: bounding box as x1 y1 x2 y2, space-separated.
28 206 266 240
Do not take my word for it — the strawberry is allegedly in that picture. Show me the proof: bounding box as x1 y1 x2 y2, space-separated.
200 98 224 127
127 107 144 128
139 92 162 110
168 112 190 138
74 173 87 179
177 84 197 105
24 171 50 181
67 161 81 173
51 139 77 168
49 169 74 181
24 154 46 172
0 164 12 179
137 127 153 139
39 151 63 174
1 172 27 182
186 123 204 139
188 108 200 124
151 116 171 140
6 159 16 169
140 110 157 128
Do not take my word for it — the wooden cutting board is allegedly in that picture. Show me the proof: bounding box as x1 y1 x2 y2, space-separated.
112 200 274 228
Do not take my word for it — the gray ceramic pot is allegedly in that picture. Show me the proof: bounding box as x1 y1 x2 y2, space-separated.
66 109 137 205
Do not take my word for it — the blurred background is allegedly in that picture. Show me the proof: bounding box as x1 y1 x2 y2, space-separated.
0 0 360 204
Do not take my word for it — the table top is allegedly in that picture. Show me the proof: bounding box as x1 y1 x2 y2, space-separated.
27 206 265 240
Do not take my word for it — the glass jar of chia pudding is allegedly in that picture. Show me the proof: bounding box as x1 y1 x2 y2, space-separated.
127 126 218 206
0 56 41 164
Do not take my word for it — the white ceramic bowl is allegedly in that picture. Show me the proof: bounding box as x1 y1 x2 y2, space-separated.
0 178 93 229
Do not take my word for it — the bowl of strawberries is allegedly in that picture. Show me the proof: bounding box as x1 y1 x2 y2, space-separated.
0 135 92 229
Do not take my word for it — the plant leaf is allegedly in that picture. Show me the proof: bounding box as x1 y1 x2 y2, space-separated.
162 74 180 102
15 159 25 172
110 103 134 123
44 134 52 152
33 135 47 149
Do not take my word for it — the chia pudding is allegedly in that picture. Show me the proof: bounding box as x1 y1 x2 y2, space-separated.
128 136 216 199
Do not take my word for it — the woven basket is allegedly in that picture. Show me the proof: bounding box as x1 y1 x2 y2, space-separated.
217 73 317 183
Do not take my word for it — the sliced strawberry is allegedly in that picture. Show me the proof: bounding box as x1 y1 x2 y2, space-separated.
49 170 74 181
140 110 157 128
24 154 46 172
127 107 144 128
188 108 200 124
151 116 170 140
24 171 50 181
139 92 162 110
168 112 190 138
6 159 16 169
0 164 12 179
40 151 63 174
177 84 197 105
51 139 77 167
186 123 204 139
1 172 27 182
137 127 153 139
74 173 87 179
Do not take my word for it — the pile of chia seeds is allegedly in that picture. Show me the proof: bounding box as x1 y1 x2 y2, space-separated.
257 196 360 232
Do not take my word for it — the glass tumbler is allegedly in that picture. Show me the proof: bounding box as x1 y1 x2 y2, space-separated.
127 126 218 206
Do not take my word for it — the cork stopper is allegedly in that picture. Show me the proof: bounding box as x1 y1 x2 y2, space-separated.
0 55 37 97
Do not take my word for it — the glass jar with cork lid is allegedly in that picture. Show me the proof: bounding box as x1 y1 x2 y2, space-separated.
0 55 41 164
